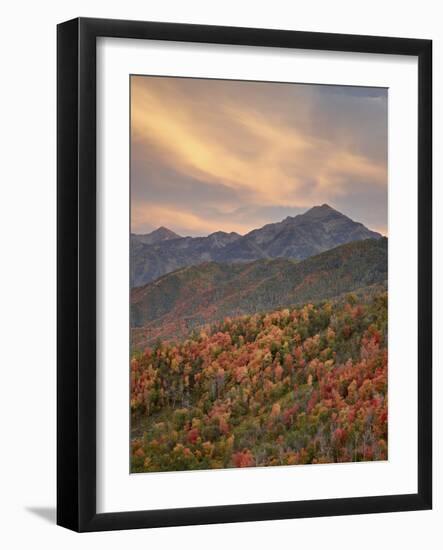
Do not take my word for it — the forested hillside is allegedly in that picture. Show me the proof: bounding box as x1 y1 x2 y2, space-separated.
131 291 388 472
131 237 387 347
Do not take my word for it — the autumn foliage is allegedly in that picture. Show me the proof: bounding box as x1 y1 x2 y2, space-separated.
131 292 388 472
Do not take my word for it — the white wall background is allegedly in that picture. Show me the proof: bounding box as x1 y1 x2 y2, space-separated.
0 0 440 548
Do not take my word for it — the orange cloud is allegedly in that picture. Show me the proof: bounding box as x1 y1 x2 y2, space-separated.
130 76 387 235
132 202 253 236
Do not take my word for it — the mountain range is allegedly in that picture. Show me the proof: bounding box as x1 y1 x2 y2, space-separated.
131 237 387 348
131 204 381 287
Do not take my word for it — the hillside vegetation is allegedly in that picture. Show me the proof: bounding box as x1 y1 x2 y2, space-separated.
131 237 387 347
131 291 388 472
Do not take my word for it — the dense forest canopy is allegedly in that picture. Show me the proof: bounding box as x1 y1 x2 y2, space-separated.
131 291 387 472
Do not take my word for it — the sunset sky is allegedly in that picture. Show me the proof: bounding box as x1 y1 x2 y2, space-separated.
131 76 387 237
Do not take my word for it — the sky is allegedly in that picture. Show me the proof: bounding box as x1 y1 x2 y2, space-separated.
131 76 388 237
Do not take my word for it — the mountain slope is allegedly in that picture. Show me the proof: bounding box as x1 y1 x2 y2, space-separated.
131 237 387 347
131 230 242 287
130 205 381 287
217 204 381 262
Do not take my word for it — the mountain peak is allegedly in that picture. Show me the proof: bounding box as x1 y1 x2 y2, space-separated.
298 203 343 221
206 230 242 247
305 203 336 214
133 226 182 246
152 226 179 236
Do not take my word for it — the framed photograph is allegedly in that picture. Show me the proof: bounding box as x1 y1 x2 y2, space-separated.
57 17 432 532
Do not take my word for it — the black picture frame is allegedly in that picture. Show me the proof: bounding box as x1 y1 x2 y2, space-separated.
57 17 432 532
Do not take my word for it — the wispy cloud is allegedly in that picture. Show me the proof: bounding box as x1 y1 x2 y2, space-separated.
132 202 253 236
131 77 387 236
